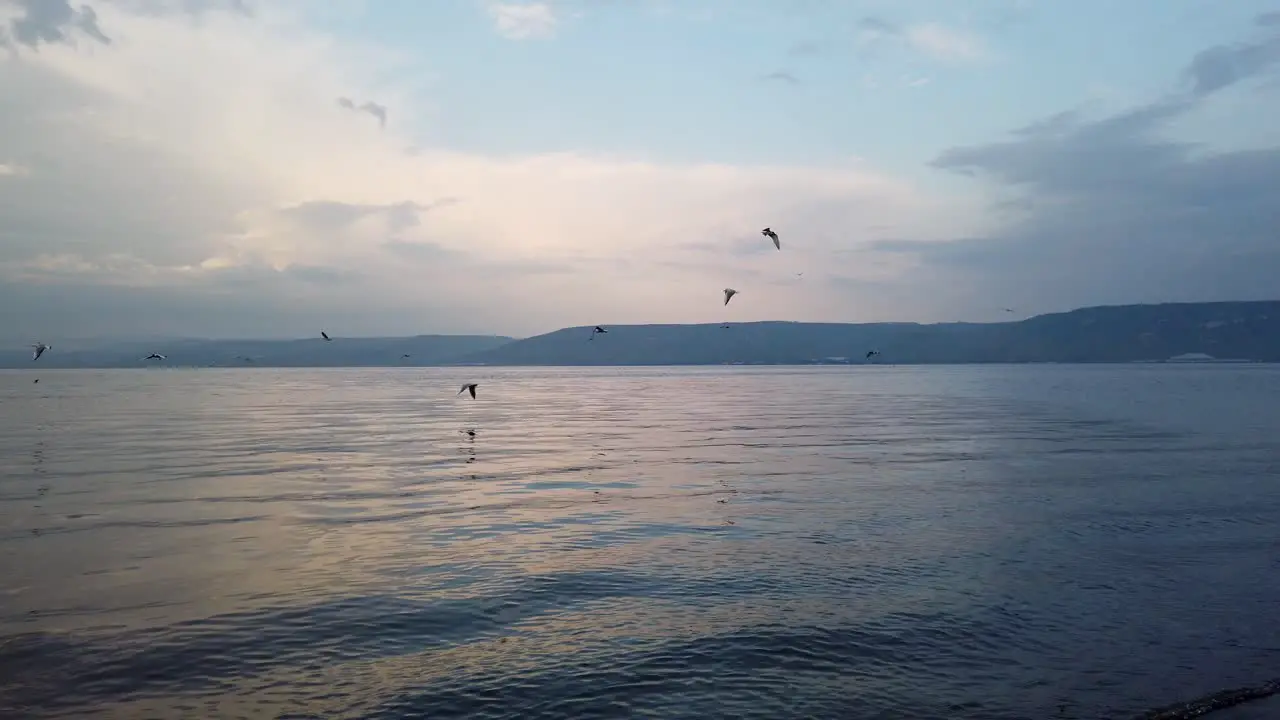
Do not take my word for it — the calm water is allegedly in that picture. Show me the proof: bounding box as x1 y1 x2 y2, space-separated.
1 365 1278 719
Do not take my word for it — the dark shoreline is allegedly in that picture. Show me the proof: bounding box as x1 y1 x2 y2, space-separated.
1131 677 1280 719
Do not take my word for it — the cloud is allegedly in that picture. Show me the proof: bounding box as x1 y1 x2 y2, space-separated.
904 23 985 62
855 16 897 37
1 0 111 48
786 40 821 58
759 70 800 85
337 96 388 127
110 0 254 19
988 0 1031 32
867 13 1280 318
277 200 438 236
0 161 30 176
1183 12 1280 96
854 15 987 63
0 0 966 339
485 1 558 40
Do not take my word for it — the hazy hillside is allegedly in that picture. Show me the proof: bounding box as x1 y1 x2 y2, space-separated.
455 301 1280 365
0 334 515 369
7 301 1278 368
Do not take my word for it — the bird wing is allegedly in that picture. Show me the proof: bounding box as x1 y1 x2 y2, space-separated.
468 385 476 399
772 236 780 250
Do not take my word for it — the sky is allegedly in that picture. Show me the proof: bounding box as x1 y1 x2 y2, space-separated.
2 0 1280 340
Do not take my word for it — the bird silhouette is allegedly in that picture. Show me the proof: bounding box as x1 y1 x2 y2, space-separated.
761 227 780 250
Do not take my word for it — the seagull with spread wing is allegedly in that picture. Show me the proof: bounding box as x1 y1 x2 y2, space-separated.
761 227 780 250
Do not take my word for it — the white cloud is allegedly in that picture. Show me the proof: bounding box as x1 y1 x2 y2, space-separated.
905 23 986 62
0 162 30 176
0 1 976 339
485 1 558 40
854 16 988 64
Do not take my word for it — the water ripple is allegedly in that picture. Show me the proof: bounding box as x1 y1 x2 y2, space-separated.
1 365 1279 719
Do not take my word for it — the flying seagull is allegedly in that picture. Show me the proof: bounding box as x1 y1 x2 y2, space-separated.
866 350 880 359
143 353 166 361
458 383 478 399
589 325 607 340
402 354 411 359
321 331 331 341
31 343 49 361
723 288 738 306
762 227 780 250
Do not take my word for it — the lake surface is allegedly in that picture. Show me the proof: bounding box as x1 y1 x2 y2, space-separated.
1 365 1278 719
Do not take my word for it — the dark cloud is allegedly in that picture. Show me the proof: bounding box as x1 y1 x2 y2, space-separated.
872 15 1280 314
359 101 387 127
786 40 821 57
1183 14 1280 96
336 97 387 128
2 0 111 49
988 0 1031 32
759 70 800 85
855 15 899 36
850 15 904 63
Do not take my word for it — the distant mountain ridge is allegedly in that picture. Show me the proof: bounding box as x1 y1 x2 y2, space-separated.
0 334 513 369
452 300 1280 366
5 301 1278 368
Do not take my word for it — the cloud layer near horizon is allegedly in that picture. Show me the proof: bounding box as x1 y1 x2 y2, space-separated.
1 1 1279 341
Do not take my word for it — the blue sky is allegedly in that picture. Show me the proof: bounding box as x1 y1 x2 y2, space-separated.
2 0 1280 339
325 1 1278 171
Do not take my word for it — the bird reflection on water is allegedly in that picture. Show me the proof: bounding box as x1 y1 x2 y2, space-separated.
460 428 478 464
